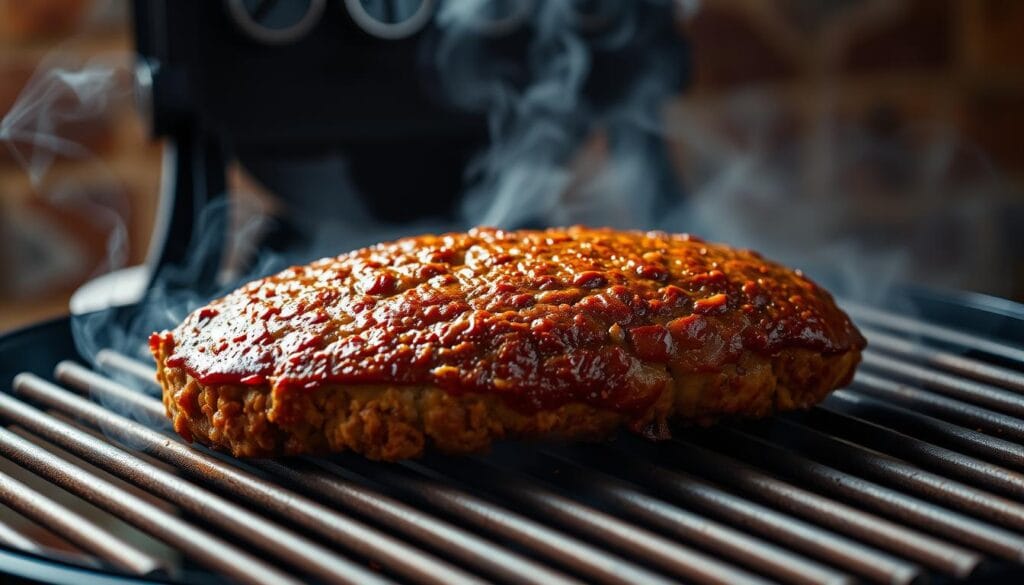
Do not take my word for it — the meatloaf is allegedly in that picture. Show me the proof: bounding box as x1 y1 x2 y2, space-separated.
150 226 865 460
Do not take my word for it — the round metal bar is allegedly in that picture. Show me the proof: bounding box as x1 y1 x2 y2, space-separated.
0 516 46 555
806 406 1024 498
652 440 982 578
0 468 163 575
95 349 162 388
426 457 778 585
755 418 1024 531
0 425 298 585
825 390 1024 471
852 373 1024 442
863 327 1024 393
21 372 478 585
536 452 853 585
1 386 393 585
843 302 1024 365
343 458 681 585
705 426 1024 562
578 447 924 585
55 362 164 421
258 459 581 585
862 352 1024 417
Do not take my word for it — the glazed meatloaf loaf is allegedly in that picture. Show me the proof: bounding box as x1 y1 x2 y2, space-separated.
150 227 865 460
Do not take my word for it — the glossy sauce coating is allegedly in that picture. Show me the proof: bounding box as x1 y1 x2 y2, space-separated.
153 227 865 416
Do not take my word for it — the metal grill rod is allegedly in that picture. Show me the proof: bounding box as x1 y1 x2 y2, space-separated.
804 406 1024 498
96 349 163 388
1 384 395 585
66 360 687 585
0 425 300 585
534 452 854 585
65 360 597 585
0 467 163 576
852 373 1024 442
423 457 772 585
578 445 924 585
825 391 1024 471
702 427 1024 562
0 517 43 554
862 328 1024 393
256 459 582 585
329 457 675 585
25 369 483 585
861 352 1024 417
843 302 1024 364
643 439 982 578
751 417 1024 531
56 362 165 420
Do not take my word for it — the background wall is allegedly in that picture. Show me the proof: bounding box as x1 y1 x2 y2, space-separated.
0 0 160 331
1 0 1022 333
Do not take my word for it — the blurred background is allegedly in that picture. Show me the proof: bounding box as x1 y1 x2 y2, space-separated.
1 0 1023 333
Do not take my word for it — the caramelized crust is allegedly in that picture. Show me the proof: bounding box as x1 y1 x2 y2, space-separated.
151 227 864 459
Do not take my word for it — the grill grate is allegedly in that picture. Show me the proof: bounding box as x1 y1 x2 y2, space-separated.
1 304 1023 585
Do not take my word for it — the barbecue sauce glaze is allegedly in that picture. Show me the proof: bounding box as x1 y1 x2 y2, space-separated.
153 227 865 416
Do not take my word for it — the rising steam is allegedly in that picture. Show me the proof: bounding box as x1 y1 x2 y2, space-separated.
0 50 134 291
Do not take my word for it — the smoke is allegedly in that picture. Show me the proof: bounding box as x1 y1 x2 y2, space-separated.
0 49 134 295
661 88 1010 304
434 0 684 229
436 0 1014 303
435 1 589 227
1 51 130 185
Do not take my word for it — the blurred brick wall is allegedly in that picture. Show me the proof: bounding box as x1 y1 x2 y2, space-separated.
674 0 1024 299
0 0 161 331
683 0 1023 177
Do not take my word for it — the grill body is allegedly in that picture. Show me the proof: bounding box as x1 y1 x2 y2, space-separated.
0 287 1023 585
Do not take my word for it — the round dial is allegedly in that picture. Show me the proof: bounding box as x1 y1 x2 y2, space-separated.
345 0 436 40
225 0 327 45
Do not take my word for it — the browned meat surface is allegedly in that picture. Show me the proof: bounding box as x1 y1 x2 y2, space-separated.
151 227 865 460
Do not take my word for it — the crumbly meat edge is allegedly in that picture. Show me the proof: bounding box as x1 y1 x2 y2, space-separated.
153 336 860 460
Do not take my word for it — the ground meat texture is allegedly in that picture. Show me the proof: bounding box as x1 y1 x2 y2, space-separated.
151 226 865 460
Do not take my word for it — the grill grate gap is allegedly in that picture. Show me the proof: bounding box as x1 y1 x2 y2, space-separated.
852 373 1024 442
697 426 1024 562
824 390 1024 471
529 450 854 585
421 455 774 585
801 406 1024 497
648 437 984 578
255 458 582 585
15 372 473 585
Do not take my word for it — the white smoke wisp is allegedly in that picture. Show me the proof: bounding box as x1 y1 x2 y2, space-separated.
434 0 1013 304
433 0 690 230
661 88 1011 304
0 50 135 286
1 51 131 185
0 49 162 422
436 1 593 228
